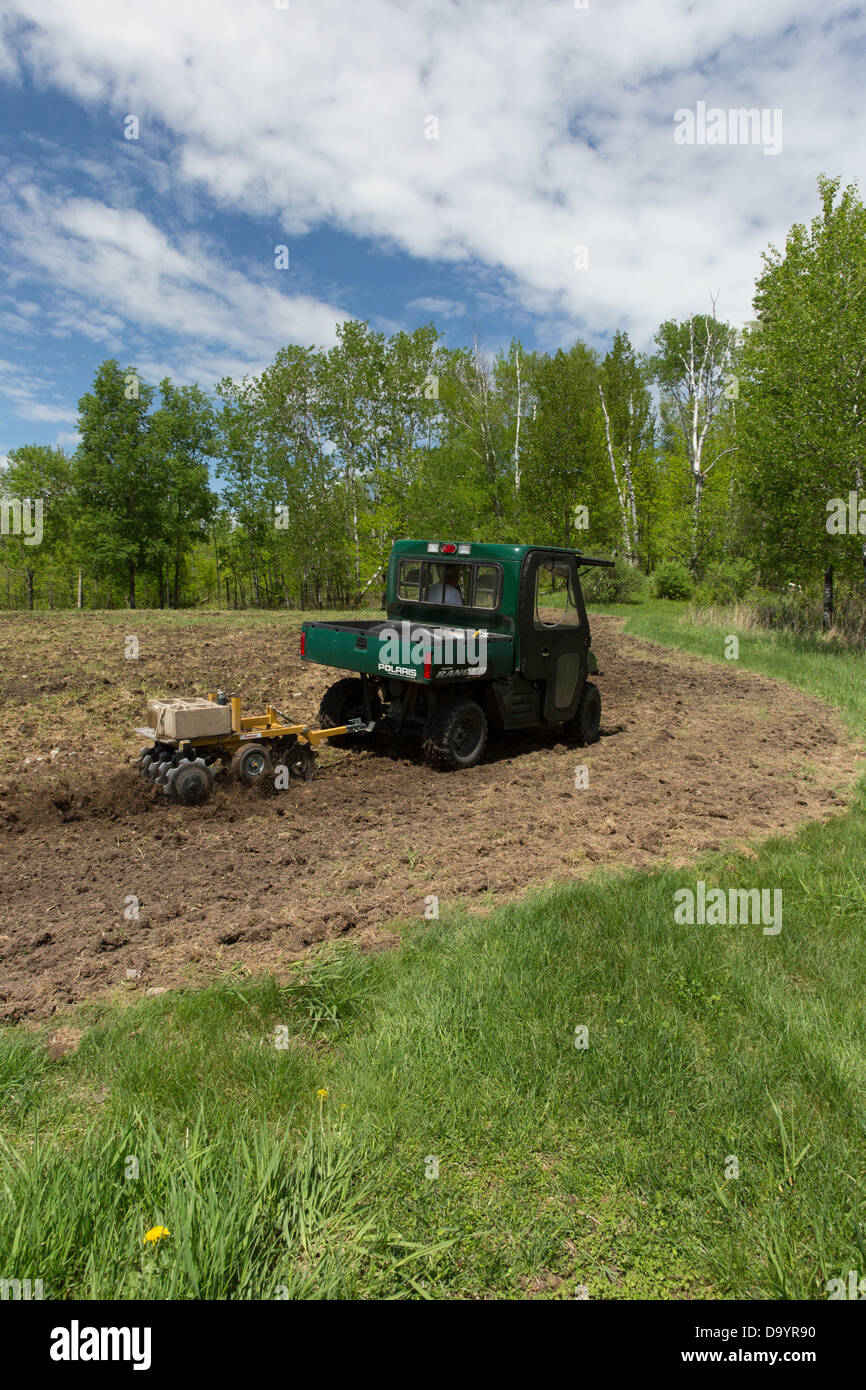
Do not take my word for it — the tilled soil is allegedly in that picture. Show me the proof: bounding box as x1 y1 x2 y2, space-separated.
0 615 859 1022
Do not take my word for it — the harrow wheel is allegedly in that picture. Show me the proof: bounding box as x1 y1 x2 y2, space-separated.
231 742 273 786
286 743 316 782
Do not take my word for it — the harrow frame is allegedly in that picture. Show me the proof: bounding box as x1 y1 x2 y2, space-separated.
135 694 366 803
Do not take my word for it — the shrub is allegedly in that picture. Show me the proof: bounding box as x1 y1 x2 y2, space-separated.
653 560 693 600
695 559 756 604
581 560 646 605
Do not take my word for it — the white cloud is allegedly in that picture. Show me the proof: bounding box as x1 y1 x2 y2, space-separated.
0 173 350 377
408 297 467 319
0 358 77 423
2 0 865 352
21 402 78 423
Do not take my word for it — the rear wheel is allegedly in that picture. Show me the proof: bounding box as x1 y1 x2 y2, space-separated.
317 677 380 740
231 742 273 785
570 680 602 744
423 697 488 770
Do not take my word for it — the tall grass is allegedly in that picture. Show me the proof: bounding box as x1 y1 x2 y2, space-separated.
688 586 866 651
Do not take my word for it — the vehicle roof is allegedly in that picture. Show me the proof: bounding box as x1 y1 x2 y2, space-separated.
392 539 601 564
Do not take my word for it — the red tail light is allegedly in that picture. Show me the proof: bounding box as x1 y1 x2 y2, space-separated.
440 543 457 554
300 631 306 656
423 654 432 679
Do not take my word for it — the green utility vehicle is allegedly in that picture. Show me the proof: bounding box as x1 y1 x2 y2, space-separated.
301 539 613 770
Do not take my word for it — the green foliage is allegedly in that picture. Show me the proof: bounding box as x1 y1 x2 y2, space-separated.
149 380 217 606
582 559 646 604
0 444 75 608
694 558 757 603
703 583 866 651
72 361 158 606
653 559 693 599
739 176 866 589
63 361 216 609
521 343 616 550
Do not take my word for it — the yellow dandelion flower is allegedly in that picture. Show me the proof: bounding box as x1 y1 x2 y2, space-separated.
317 1088 328 1099
143 1225 171 1245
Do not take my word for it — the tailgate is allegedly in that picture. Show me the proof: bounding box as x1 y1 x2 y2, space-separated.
302 619 513 681
301 620 391 676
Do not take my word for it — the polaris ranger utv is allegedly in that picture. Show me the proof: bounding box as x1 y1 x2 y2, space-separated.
301 540 613 770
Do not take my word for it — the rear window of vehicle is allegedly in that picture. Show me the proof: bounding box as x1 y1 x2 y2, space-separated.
397 560 501 610
473 566 499 608
397 560 422 601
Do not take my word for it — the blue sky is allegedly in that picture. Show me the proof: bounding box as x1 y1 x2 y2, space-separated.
1 0 865 463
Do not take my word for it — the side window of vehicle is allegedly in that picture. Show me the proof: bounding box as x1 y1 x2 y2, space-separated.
535 560 582 628
473 565 499 609
398 560 421 601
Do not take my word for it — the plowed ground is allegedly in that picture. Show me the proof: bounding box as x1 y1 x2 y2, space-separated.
0 610 858 1021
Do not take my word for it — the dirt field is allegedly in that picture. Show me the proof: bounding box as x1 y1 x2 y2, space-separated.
0 611 859 1022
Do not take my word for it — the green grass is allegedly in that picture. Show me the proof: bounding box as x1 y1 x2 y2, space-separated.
2 602 866 1299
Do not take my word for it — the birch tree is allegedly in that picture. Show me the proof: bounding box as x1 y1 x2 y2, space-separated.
650 304 737 569
598 330 653 565
318 320 390 603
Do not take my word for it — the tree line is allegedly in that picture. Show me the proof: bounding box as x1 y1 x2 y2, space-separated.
2 176 865 620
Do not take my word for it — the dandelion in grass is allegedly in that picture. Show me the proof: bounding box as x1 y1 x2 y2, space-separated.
317 1088 328 1099
143 1225 170 1246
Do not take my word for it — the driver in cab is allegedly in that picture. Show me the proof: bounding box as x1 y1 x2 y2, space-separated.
428 566 464 605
